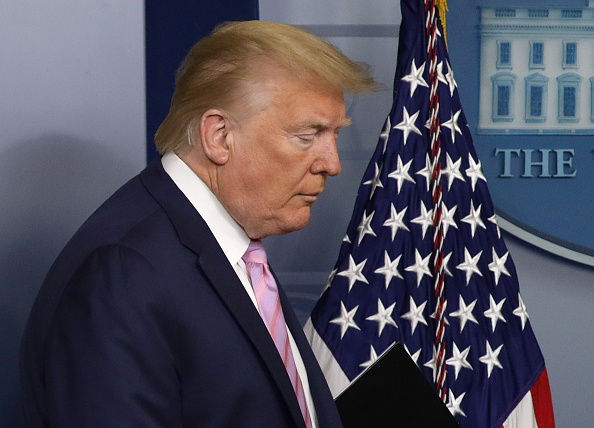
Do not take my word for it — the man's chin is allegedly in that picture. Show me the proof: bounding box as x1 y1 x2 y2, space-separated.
275 211 312 236
248 209 312 238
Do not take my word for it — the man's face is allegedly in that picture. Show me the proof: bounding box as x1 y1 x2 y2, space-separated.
218 70 348 239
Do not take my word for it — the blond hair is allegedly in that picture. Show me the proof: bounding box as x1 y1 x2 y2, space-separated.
154 20 375 154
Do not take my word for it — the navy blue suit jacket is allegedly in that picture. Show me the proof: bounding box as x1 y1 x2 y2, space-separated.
20 159 343 428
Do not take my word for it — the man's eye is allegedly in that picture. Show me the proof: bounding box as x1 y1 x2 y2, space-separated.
296 134 315 142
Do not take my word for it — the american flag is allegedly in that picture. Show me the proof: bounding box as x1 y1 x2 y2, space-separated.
304 0 555 426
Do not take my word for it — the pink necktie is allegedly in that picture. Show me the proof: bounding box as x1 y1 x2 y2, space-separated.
243 240 312 428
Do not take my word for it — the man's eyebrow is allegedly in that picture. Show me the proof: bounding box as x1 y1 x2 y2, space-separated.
294 117 352 132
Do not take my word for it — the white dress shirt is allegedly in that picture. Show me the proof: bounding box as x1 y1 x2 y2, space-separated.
162 152 317 427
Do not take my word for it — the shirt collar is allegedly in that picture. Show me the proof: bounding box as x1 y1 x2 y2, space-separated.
161 152 250 265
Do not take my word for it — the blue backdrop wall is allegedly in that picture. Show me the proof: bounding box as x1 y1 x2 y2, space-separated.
145 0 259 162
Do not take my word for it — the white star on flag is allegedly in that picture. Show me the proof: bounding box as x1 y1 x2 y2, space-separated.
416 153 434 190
388 155 416 192
405 249 433 287
363 163 384 198
330 302 361 338
436 61 448 85
359 346 379 369
401 59 429 97
356 210 377 244
423 345 438 382
441 203 459 238
366 299 398 336
456 248 483 285
462 201 486 238
380 116 391 153
513 293 530 330
401 296 428 334
411 201 433 239
479 341 504 378
450 295 479 332
488 248 511 286
337 255 369 291
488 213 501 238
465 155 487 191
425 113 442 137
442 251 454 277
484 295 507 332
374 251 403 288
442 109 462 143
446 390 467 418
383 204 409 241
393 107 422 145
404 344 422 366
446 343 473 380
430 300 449 325
442 153 465 190
445 61 457 96
322 269 337 293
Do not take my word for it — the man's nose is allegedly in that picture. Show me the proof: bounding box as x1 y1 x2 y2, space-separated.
311 135 341 176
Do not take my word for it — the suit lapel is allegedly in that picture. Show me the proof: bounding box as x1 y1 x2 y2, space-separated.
139 160 306 428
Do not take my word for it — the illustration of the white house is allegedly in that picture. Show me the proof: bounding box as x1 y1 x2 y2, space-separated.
479 1 594 134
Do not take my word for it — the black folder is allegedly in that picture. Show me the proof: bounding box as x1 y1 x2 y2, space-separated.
334 342 460 427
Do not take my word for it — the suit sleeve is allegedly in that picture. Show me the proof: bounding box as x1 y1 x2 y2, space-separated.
44 244 181 427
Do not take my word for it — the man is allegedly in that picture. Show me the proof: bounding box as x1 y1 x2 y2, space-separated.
20 21 374 427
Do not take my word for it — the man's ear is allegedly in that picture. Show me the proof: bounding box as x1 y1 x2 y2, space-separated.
199 109 231 165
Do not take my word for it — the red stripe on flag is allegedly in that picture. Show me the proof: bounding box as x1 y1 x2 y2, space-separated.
533 368 555 428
